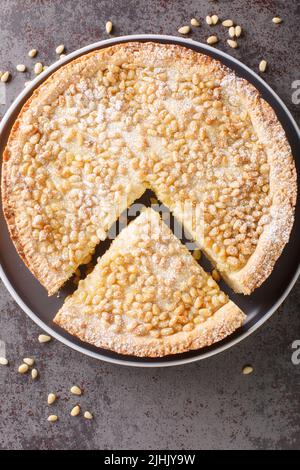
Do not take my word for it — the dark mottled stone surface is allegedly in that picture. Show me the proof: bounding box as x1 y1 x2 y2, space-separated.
0 0 299 450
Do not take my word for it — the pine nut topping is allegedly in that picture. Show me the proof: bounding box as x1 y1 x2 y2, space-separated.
28 49 37 58
47 393 56 405
222 19 233 27
207 35 218 45
178 25 190 35
23 357 34 366
1 71 10 82
84 411 93 420
190 18 200 27
34 62 43 75
47 415 58 422
16 64 26 72
242 365 254 375
0 357 8 366
106 21 113 34
211 15 219 25
38 334 52 343
272 17 282 24
235 25 242 37
259 60 267 72
70 385 82 396
31 368 38 379
71 405 80 417
18 363 29 374
227 39 238 49
206 15 212 25
55 44 65 55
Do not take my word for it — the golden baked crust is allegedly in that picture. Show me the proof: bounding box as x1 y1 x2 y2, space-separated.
1 42 297 295
54 209 245 357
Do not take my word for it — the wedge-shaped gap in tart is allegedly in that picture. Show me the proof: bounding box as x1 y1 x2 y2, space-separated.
54 208 246 357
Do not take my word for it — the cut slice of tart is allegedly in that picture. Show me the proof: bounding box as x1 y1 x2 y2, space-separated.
54 208 245 357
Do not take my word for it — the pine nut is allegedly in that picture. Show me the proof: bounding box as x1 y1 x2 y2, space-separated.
71 405 80 417
229 26 235 38
242 365 254 375
178 26 190 35
16 64 26 72
206 15 212 25
227 39 238 49
28 49 37 58
207 35 218 45
106 21 113 34
38 334 51 343
47 393 56 405
190 18 200 27
259 60 267 72
34 62 43 75
47 415 58 422
23 357 34 366
211 15 219 25
235 25 242 37
31 368 38 379
212 269 221 282
70 385 82 396
18 363 29 374
0 357 8 366
272 17 282 24
84 411 93 420
222 19 233 27
55 44 65 55
1 71 10 83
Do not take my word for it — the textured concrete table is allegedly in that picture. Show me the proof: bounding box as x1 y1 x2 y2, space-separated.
0 0 299 450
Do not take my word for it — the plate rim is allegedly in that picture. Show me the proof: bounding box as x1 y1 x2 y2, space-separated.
1 33 300 368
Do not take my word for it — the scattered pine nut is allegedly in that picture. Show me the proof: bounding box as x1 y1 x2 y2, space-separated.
229 26 235 38
34 62 43 75
23 357 34 366
18 363 29 374
178 25 190 35
190 18 200 27
105 21 113 34
28 49 37 58
60 54 66 59
227 39 238 49
272 17 282 24
70 385 82 396
222 19 233 27
242 365 254 375
71 405 80 417
55 44 65 55
31 368 38 379
38 334 51 343
47 393 56 405
84 411 93 420
235 25 242 37
206 35 218 45
212 269 221 282
206 15 212 25
47 415 58 422
1 71 10 83
211 15 219 25
259 60 267 72
16 64 26 72
0 357 8 366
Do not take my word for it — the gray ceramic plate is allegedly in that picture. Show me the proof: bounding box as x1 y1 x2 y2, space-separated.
1 35 299 367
